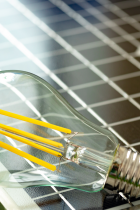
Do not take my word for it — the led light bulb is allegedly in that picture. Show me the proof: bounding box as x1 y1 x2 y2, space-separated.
0 70 139 197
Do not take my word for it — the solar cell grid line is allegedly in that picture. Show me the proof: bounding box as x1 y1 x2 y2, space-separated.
70 80 105 90
73 0 140 47
112 31 140 42
1 42 125 67
0 55 120 72
34 49 66 58
36 48 67 58
89 55 124 66
111 71 140 81
1 81 76 210
53 55 124 73
130 92 140 99
68 68 140 91
3 6 140 37
126 142 140 148
76 97 125 110
96 0 140 31
105 0 140 10
0 54 125 73
34 188 74 200
73 35 136 51
68 40 105 51
0 15 127 37
92 55 128 66
4 0 140 113
1 25 140 56
0 36 135 63
41 13 75 25
1 13 82 30
104 116 140 128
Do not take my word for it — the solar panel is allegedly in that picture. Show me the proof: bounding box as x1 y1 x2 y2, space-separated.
0 0 140 209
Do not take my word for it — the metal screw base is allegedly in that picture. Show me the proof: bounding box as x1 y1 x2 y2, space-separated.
105 146 140 197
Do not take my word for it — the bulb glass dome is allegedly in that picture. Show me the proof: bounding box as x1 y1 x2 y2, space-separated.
0 70 119 192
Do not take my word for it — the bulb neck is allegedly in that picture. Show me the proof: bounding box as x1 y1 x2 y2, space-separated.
105 145 140 197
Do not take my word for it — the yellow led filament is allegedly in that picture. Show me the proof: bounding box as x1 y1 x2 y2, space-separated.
0 109 72 171
0 109 71 134
0 141 56 171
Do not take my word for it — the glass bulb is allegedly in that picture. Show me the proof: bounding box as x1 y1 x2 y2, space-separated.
0 70 120 193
